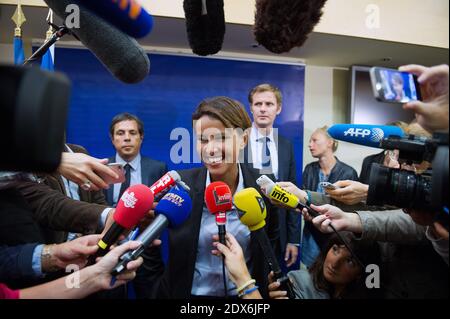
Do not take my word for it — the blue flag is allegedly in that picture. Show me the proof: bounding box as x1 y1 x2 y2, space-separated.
13 36 25 65
40 44 54 71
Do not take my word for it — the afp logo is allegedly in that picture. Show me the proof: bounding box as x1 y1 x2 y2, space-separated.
344 127 384 143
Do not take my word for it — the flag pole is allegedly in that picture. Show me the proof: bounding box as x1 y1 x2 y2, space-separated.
23 9 70 66
12 0 26 64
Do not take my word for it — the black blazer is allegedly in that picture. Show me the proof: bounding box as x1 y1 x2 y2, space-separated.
302 157 358 249
302 157 359 191
243 134 301 249
134 164 280 299
104 155 168 206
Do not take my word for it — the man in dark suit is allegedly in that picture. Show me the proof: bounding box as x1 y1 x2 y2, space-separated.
243 84 300 270
104 113 168 207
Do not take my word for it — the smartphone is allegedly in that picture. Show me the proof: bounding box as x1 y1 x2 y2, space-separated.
370 67 422 104
98 163 125 185
319 182 339 190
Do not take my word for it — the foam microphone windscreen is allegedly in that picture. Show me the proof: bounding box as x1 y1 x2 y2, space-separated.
183 0 226 56
254 0 328 54
115 184 154 229
205 182 233 214
43 0 150 84
233 188 267 231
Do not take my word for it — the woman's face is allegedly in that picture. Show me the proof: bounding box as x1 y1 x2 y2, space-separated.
323 244 362 286
392 79 404 98
194 115 247 177
309 131 333 158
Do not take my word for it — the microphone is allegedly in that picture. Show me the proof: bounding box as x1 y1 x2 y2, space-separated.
256 175 319 218
150 171 190 201
205 182 233 245
94 184 154 258
256 176 366 270
72 0 153 38
43 0 150 84
327 124 405 149
183 0 226 56
233 188 296 299
254 0 327 54
111 187 192 276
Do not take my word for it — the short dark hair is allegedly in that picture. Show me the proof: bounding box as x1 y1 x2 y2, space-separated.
192 96 252 131
109 113 144 137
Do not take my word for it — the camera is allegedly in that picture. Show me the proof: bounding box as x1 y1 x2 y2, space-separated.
0 65 71 172
367 133 449 212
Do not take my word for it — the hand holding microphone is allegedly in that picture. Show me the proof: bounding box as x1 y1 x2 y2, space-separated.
302 204 363 235
111 187 192 276
256 178 366 269
93 184 154 260
325 180 369 205
256 175 319 218
212 233 262 299
233 188 296 299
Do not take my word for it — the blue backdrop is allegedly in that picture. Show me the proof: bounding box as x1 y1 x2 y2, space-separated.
55 48 305 184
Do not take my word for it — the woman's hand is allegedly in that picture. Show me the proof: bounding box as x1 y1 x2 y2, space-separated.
92 241 144 290
302 204 363 234
326 180 369 205
277 182 308 203
268 272 289 299
399 64 449 133
212 233 252 288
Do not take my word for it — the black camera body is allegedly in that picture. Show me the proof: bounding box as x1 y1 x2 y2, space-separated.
367 133 449 213
0 65 71 172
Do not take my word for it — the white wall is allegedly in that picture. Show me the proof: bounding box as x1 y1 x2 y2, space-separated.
3 0 447 48
303 66 381 175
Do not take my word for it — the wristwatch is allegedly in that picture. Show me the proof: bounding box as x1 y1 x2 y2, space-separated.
41 244 60 273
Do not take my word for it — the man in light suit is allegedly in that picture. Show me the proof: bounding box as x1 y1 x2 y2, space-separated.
105 113 168 207
243 84 300 270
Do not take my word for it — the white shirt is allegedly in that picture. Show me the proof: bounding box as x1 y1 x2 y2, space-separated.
249 124 279 179
191 164 251 296
113 153 142 206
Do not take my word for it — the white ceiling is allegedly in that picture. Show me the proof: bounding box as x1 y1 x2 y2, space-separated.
1 4 448 68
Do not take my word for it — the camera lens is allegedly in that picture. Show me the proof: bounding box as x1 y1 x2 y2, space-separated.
367 163 432 209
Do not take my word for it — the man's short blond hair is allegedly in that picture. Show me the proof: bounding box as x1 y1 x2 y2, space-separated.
248 83 282 106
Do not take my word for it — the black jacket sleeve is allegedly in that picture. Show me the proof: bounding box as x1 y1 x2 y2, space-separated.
0 243 39 282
